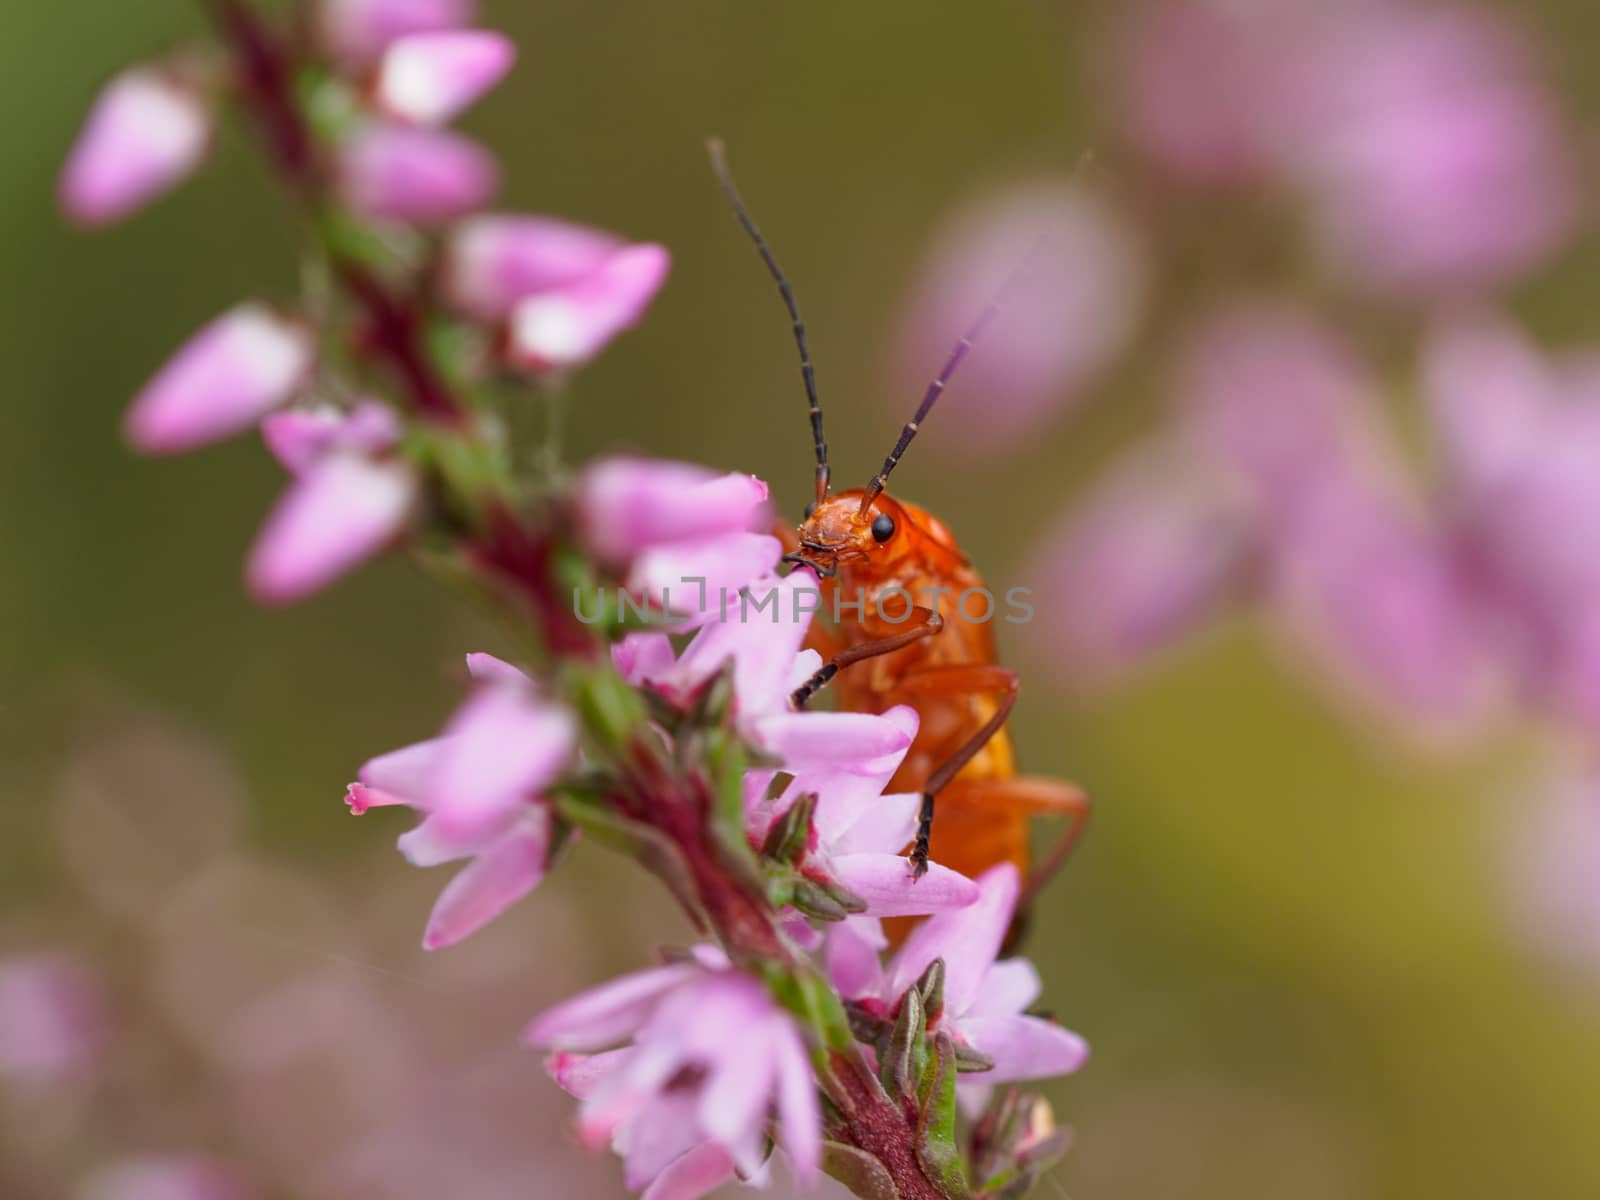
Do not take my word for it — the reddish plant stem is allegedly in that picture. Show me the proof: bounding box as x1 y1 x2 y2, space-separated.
210 0 462 425
828 1053 952 1200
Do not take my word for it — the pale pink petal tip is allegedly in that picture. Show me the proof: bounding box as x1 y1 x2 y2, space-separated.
577 457 770 565
262 400 401 474
508 243 671 370
337 124 499 223
444 214 625 318
375 30 516 125
246 456 417 605
319 0 478 65
60 67 212 227
125 306 314 455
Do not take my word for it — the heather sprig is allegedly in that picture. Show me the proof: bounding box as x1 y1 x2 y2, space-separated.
63 3 1087 1197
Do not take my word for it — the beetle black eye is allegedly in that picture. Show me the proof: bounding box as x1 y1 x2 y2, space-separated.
803 502 816 520
871 513 896 543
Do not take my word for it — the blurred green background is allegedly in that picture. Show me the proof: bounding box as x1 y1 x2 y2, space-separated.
5 2 1600 1198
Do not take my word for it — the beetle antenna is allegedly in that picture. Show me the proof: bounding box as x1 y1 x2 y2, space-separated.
860 261 1014 513
862 152 1098 512
708 138 830 506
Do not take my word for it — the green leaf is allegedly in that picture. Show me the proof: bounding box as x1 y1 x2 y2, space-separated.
915 1034 972 1199
878 987 926 1102
821 1141 901 1200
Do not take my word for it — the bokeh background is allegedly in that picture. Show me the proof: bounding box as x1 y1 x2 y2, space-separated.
6 1 1600 1197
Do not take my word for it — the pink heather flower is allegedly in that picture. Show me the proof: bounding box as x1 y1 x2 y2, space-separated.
577 457 773 567
347 654 577 948
80 1157 255 1200
60 65 212 227
891 179 1145 453
443 215 639 320
1023 440 1252 684
247 401 417 605
528 945 821 1190
835 864 1087 1089
507 243 672 371
749 704 980 917
337 124 499 223
0 953 109 1084
374 30 516 125
124 305 314 455
318 0 477 65
1267 465 1499 739
1281 6 1576 297
1112 0 1290 185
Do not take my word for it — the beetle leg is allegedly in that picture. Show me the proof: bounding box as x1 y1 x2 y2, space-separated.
789 607 944 709
891 665 1021 878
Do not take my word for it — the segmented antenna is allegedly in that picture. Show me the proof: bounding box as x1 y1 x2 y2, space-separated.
859 279 1007 512
707 139 830 506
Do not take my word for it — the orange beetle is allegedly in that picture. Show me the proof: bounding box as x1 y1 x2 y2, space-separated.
710 144 1089 921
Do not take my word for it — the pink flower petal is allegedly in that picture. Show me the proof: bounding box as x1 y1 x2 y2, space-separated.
612 632 678 686
463 651 529 685
375 30 515 125
338 124 498 223
246 455 416 605
507 243 672 370
826 917 887 999
443 214 625 319
422 685 575 849
60 67 212 227
125 305 313 455
547 1046 632 1100
639 1143 738 1200
955 1014 1088 1083
888 862 1019 1017
421 811 550 949
829 854 979 917
754 710 915 773
627 533 784 625
262 401 402 474
578 458 771 566
318 0 477 65
964 957 1041 1019
825 788 918 856
656 570 811 715
771 1018 822 1184
524 962 700 1051
356 737 442 806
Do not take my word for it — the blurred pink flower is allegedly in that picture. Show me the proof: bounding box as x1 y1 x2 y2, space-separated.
337 124 499 223
80 1156 255 1200
60 66 212 227
374 30 516 126
1175 302 1390 524
577 457 772 567
0 952 109 1084
1112 0 1291 185
749 704 981 916
124 305 314 455
528 945 821 1191
1268 465 1501 739
1281 6 1577 298
836 864 1088 1087
506 243 673 371
318 0 477 65
348 653 577 947
1023 440 1252 683
443 215 643 320
248 401 417 604
892 179 1145 454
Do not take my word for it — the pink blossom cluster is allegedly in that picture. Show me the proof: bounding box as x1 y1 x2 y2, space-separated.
62 0 669 606
343 460 1087 1195
63 3 1092 1196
